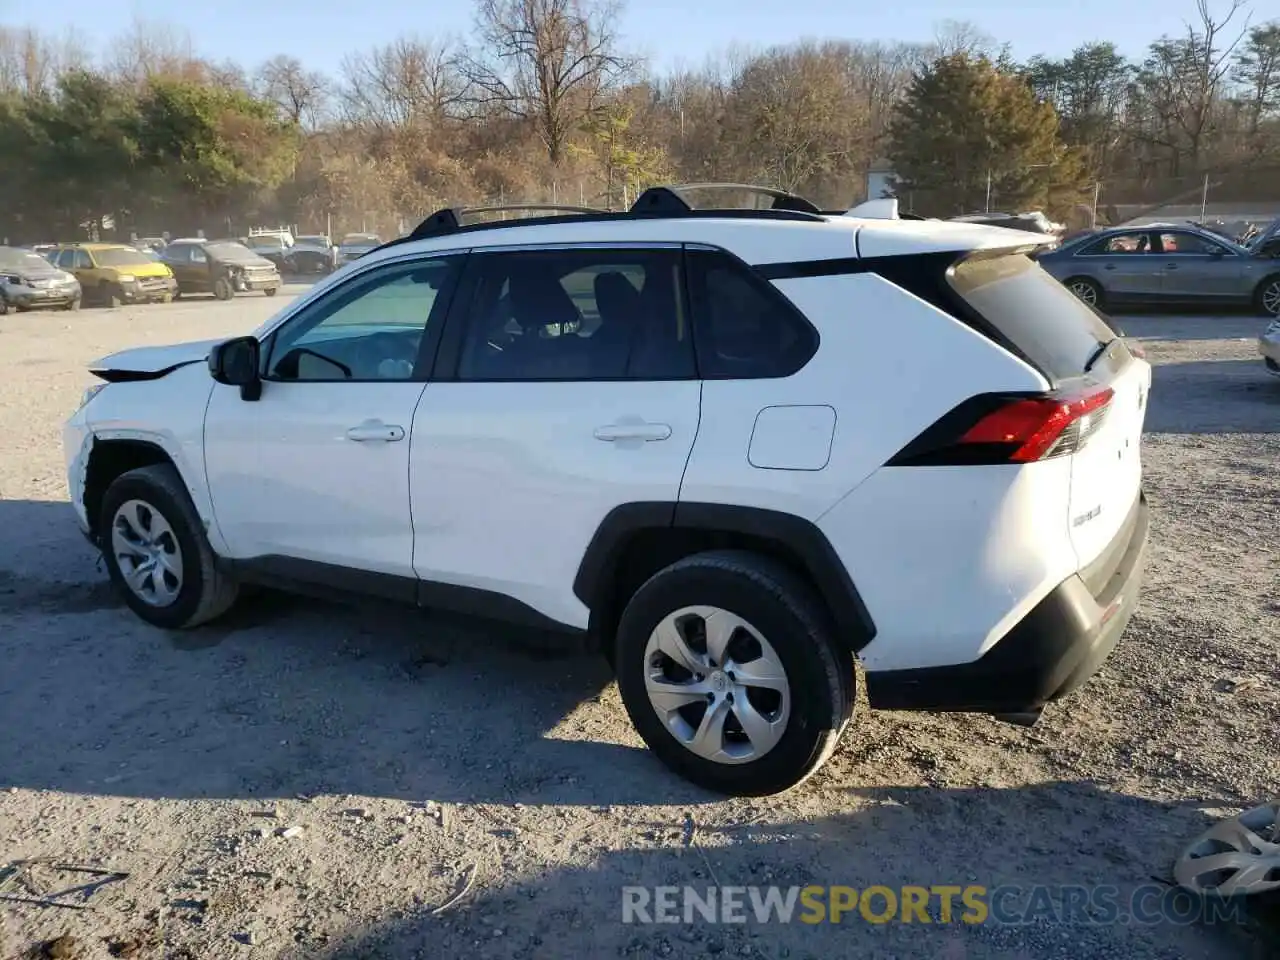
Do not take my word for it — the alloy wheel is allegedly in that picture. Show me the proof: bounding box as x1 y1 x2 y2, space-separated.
1069 280 1098 305
642 605 791 765
110 498 184 607
1262 280 1280 317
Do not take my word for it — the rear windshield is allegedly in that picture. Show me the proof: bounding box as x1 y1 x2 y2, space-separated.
947 253 1115 379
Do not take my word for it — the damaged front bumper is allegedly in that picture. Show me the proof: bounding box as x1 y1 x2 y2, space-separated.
63 414 94 538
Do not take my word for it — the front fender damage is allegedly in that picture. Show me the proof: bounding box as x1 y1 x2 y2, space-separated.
69 431 95 541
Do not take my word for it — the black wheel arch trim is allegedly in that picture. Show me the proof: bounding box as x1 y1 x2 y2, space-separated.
573 501 877 651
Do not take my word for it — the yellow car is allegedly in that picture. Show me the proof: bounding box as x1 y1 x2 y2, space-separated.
51 243 179 307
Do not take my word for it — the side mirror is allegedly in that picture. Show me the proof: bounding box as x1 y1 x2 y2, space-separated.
208 336 262 401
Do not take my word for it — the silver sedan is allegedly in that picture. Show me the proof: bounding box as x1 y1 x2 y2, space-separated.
1038 225 1280 316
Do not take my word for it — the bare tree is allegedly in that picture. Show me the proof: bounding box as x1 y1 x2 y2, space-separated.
1132 0 1250 171
107 17 204 86
339 37 465 130
930 19 999 60
459 0 636 164
258 54 330 126
0 27 88 97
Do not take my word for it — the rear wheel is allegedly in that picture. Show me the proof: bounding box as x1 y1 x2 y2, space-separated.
1255 275 1280 317
1065 276 1104 309
614 550 853 796
99 464 239 629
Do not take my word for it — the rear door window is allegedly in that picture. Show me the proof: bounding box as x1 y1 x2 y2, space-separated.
947 253 1117 380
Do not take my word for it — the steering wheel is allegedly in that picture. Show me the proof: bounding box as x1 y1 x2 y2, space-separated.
355 331 421 378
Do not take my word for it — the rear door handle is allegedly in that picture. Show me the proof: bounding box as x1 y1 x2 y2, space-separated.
346 420 405 442
594 422 672 442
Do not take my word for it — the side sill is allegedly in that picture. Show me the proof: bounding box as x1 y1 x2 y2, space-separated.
218 555 585 636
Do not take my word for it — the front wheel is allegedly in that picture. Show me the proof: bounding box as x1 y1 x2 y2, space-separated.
63 297 81 311
614 550 853 796
1065 276 1104 309
1255 276 1280 317
264 286 278 297
99 464 239 629
213 277 234 300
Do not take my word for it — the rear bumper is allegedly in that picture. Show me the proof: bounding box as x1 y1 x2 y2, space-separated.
866 490 1150 714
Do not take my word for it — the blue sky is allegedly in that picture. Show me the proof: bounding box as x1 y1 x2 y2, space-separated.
4 0 1228 75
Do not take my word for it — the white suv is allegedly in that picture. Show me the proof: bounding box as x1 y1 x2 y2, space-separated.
63 186 1152 796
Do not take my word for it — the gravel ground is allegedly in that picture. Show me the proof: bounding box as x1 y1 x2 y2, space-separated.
0 295 1277 960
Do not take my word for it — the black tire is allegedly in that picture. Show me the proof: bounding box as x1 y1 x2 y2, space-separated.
63 297 81 311
1254 275 1280 318
97 281 119 307
1064 276 1104 309
614 550 853 796
0 297 8 316
98 464 239 629
264 286 278 297
213 277 234 300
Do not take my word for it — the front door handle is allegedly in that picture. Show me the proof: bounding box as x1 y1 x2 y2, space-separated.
346 420 405 442
1165 263 1178 270
594 422 672 442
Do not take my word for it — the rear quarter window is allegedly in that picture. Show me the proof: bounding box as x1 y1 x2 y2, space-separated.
686 249 818 379
947 253 1115 380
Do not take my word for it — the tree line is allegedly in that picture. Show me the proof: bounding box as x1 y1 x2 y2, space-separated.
1 0 1278 243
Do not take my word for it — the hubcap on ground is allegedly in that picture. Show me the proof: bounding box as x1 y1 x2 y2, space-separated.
642 605 791 765
110 499 183 606
1069 281 1097 305
1263 281 1280 316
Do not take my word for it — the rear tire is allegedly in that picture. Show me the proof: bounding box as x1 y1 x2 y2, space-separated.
1065 276 1104 309
98 464 239 629
614 550 853 796
1255 275 1280 317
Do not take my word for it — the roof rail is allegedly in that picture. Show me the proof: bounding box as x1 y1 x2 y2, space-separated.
631 183 822 215
388 186 828 252
407 203 607 241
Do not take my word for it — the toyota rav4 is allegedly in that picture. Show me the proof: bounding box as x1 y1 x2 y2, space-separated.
63 186 1152 796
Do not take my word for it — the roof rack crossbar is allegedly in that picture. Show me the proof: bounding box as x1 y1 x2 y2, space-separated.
406 203 608 241
631 183 823 215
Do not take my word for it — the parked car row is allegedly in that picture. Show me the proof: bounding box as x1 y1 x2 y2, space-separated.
1 238 284 313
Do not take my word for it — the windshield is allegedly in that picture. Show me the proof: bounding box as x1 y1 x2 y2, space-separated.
0 248 56 271
207 241 260 261
341 235 379 247
948 253 1117 379
93 247 153 267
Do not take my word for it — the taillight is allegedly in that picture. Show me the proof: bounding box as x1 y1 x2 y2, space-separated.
889 386 1114 466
